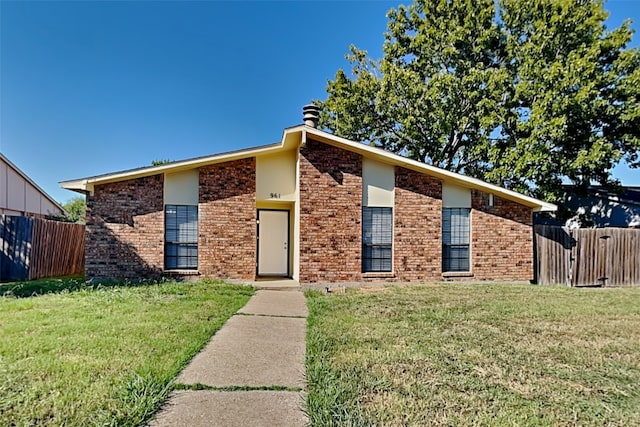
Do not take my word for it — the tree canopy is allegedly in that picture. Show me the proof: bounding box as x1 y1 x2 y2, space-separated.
319 0 640 203
151 159 173 166
61 196 86 224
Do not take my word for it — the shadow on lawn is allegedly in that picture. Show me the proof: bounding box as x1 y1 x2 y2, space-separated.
0 276 168 298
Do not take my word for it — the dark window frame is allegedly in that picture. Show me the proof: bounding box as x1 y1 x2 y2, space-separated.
165 204 198 270
442 208 471 272
362 206 393 273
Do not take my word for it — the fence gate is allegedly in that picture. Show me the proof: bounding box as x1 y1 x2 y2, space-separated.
535 225 640 287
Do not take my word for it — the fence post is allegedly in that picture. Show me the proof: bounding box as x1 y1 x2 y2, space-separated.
568 227 574 287
598 233 611 287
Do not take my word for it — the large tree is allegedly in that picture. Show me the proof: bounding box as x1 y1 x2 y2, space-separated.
320 0 639 203
62 196 86 224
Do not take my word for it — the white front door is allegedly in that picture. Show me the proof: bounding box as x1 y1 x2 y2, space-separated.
257 210 289 276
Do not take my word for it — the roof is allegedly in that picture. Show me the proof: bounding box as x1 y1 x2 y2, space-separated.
60 125 557 212
1 152 66 214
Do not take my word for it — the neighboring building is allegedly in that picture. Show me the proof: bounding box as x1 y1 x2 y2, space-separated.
1 153 65 218
60 106 556 284
537 186 640 229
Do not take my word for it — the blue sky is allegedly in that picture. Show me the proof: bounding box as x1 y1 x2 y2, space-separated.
1 0 639 204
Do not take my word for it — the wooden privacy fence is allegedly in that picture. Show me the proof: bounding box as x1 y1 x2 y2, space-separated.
0 215 84 282
535 225 640 287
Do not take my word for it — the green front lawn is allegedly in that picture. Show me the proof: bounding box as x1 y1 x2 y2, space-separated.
306 284 640 426
0 278 254 426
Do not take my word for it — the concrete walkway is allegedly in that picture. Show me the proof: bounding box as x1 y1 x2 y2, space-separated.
150 290 308 427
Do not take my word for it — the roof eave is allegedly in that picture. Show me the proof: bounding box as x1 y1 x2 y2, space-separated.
60 123 557 213
59 142 286 192
533 203 559 212
58 179 91 194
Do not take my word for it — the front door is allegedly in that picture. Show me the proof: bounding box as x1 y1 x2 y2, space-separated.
257 210 289 276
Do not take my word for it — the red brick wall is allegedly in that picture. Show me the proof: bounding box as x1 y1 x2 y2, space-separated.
84 145 534 283
198 158 256 280
86 174 164 279
297 142 534 283
299 139 362 282
470 190 534 281
394 167 443 281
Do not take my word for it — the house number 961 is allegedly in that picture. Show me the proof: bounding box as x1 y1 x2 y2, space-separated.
270 192 281 199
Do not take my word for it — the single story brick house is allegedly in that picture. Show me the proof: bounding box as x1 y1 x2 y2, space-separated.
60 106 556 284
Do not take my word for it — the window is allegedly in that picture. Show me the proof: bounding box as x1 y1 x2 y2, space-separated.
165 205 198 270
442 208 470 272
362 207 392 272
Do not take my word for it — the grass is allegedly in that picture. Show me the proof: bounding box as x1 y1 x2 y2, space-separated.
305 284 640 426
0 275 92 298
0 278 254 426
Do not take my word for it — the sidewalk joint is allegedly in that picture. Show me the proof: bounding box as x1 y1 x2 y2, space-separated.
175 383 304 392
235 312 306 319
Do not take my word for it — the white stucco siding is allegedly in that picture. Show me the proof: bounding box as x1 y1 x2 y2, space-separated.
164 170 199 205
442 183 472 208
362 158 394 207
256 150 296 202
